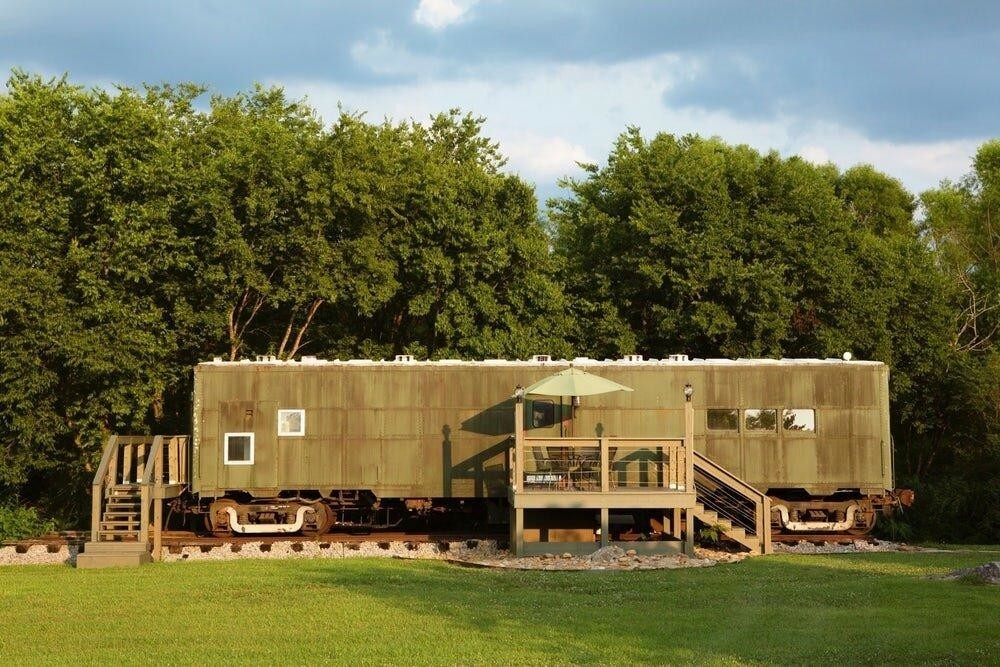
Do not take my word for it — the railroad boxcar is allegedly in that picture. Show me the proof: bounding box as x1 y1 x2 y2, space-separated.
182 355 899 538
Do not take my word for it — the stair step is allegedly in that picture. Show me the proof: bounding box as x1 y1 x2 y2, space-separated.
101 521 140 529
103 511 140 519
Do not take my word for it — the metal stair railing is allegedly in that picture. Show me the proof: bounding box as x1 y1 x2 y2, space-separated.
692 451 772 554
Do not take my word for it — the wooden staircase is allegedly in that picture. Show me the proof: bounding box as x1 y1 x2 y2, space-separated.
77 435 189 569
692 502 759 553
692 451 772 555
98 485 142 541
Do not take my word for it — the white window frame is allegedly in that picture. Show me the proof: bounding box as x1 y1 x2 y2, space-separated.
277 409 306 437
224 432 255 465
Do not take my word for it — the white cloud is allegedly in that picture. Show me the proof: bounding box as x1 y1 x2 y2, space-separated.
349 31 443 77
503 133 594 179
413 0 477 30
280 53 979 195
798 145 830 164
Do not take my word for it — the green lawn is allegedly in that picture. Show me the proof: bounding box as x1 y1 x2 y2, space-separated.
0 552 997 665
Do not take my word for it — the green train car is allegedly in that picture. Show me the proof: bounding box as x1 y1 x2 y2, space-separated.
185 355 902 536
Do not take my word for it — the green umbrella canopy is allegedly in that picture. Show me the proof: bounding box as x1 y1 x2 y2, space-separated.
524 368 634 397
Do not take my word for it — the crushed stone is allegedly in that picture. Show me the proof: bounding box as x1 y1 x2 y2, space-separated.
445 545 750 571
773 539 909 554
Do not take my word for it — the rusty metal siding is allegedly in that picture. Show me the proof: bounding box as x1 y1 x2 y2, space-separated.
193 360 893 499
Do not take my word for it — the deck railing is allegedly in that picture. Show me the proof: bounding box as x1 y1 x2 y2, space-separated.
513 437 691 495
90 435 190 546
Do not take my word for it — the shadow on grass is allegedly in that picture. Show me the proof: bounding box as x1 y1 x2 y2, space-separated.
291 553 1000 664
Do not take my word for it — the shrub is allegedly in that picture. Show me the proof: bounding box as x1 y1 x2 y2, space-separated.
0 505 56 542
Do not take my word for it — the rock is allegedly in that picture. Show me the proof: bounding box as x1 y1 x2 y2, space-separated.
625 549 637 557
562 552 573 559
936 562 1000 585
588 545 626 564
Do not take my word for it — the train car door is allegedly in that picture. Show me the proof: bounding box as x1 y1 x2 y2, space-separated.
218 400 278 490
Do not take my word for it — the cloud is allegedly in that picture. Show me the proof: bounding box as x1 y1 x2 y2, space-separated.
413 0 477 30
350 31 444 77
502 134 594 180
282 53 982 195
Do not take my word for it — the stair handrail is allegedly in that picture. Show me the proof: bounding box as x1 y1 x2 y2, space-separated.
693 451 772 554
138 436 165 547
90 435 120 542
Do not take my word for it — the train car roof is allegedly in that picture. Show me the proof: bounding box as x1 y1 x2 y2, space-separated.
197 355 884 368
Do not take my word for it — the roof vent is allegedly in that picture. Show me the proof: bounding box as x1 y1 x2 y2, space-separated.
394 354 414 363
212 356 223 363
622 354 644 362
255 354 277 363
300 355 319 364
532 354 551 363
667 354 689 362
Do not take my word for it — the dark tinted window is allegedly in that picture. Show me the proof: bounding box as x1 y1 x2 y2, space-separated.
745 409 777 431
532 400 556 428
707 409 739 431
225 434 253 463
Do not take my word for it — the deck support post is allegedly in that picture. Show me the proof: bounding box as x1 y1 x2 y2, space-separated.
600 507 609 548
152 499 162 562
512 507 524 556
685 509 695 556
672 507 682 540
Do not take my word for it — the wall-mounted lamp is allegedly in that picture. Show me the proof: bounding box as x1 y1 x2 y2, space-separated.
572 395 581 407
512 385 525 402
684 383 694 402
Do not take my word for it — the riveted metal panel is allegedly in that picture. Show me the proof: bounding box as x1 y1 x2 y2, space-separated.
192 359 894 499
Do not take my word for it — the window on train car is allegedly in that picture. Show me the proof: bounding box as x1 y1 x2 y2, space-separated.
278 409 305 436
224 433 254 465
782 408 816 432
707 409 739 431
744 409 777 431
532 400 556 428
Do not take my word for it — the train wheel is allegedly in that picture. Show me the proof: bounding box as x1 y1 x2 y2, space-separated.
300 502 332 536
207 499 239 536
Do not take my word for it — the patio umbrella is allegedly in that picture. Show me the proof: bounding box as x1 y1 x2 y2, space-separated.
523 368 633 397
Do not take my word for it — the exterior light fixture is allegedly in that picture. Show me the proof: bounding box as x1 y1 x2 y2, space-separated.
572 395 581 407
512 385 525 402
842 351 853 361
684 383 694 402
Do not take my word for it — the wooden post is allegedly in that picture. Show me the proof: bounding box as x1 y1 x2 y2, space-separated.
153 498 162 562
168 437 179 484
139 484 150 545
122 442 133 485
600 507 609 548
685 509 695 556
684 395 695 492
600 437 609 493
514 394 524 493
90 484 102 542
671 507 682 540
513 507 524 556
512 389 525 556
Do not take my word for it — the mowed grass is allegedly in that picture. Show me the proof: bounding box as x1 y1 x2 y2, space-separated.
0 552 997 665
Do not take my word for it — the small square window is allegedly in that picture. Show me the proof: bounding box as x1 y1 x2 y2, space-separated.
783 409 816 432
531 400 555 428
707 409 739 431
278 409 305 436
224 433 254 465
745 409 777 431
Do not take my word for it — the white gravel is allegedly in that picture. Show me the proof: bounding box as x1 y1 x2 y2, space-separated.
773 539 909 554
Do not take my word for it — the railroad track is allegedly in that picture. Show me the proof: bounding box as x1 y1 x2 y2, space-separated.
771 532 877 544
4 529 508 550
8 530 880 551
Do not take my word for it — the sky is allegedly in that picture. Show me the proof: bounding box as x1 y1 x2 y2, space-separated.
2 0 998 201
